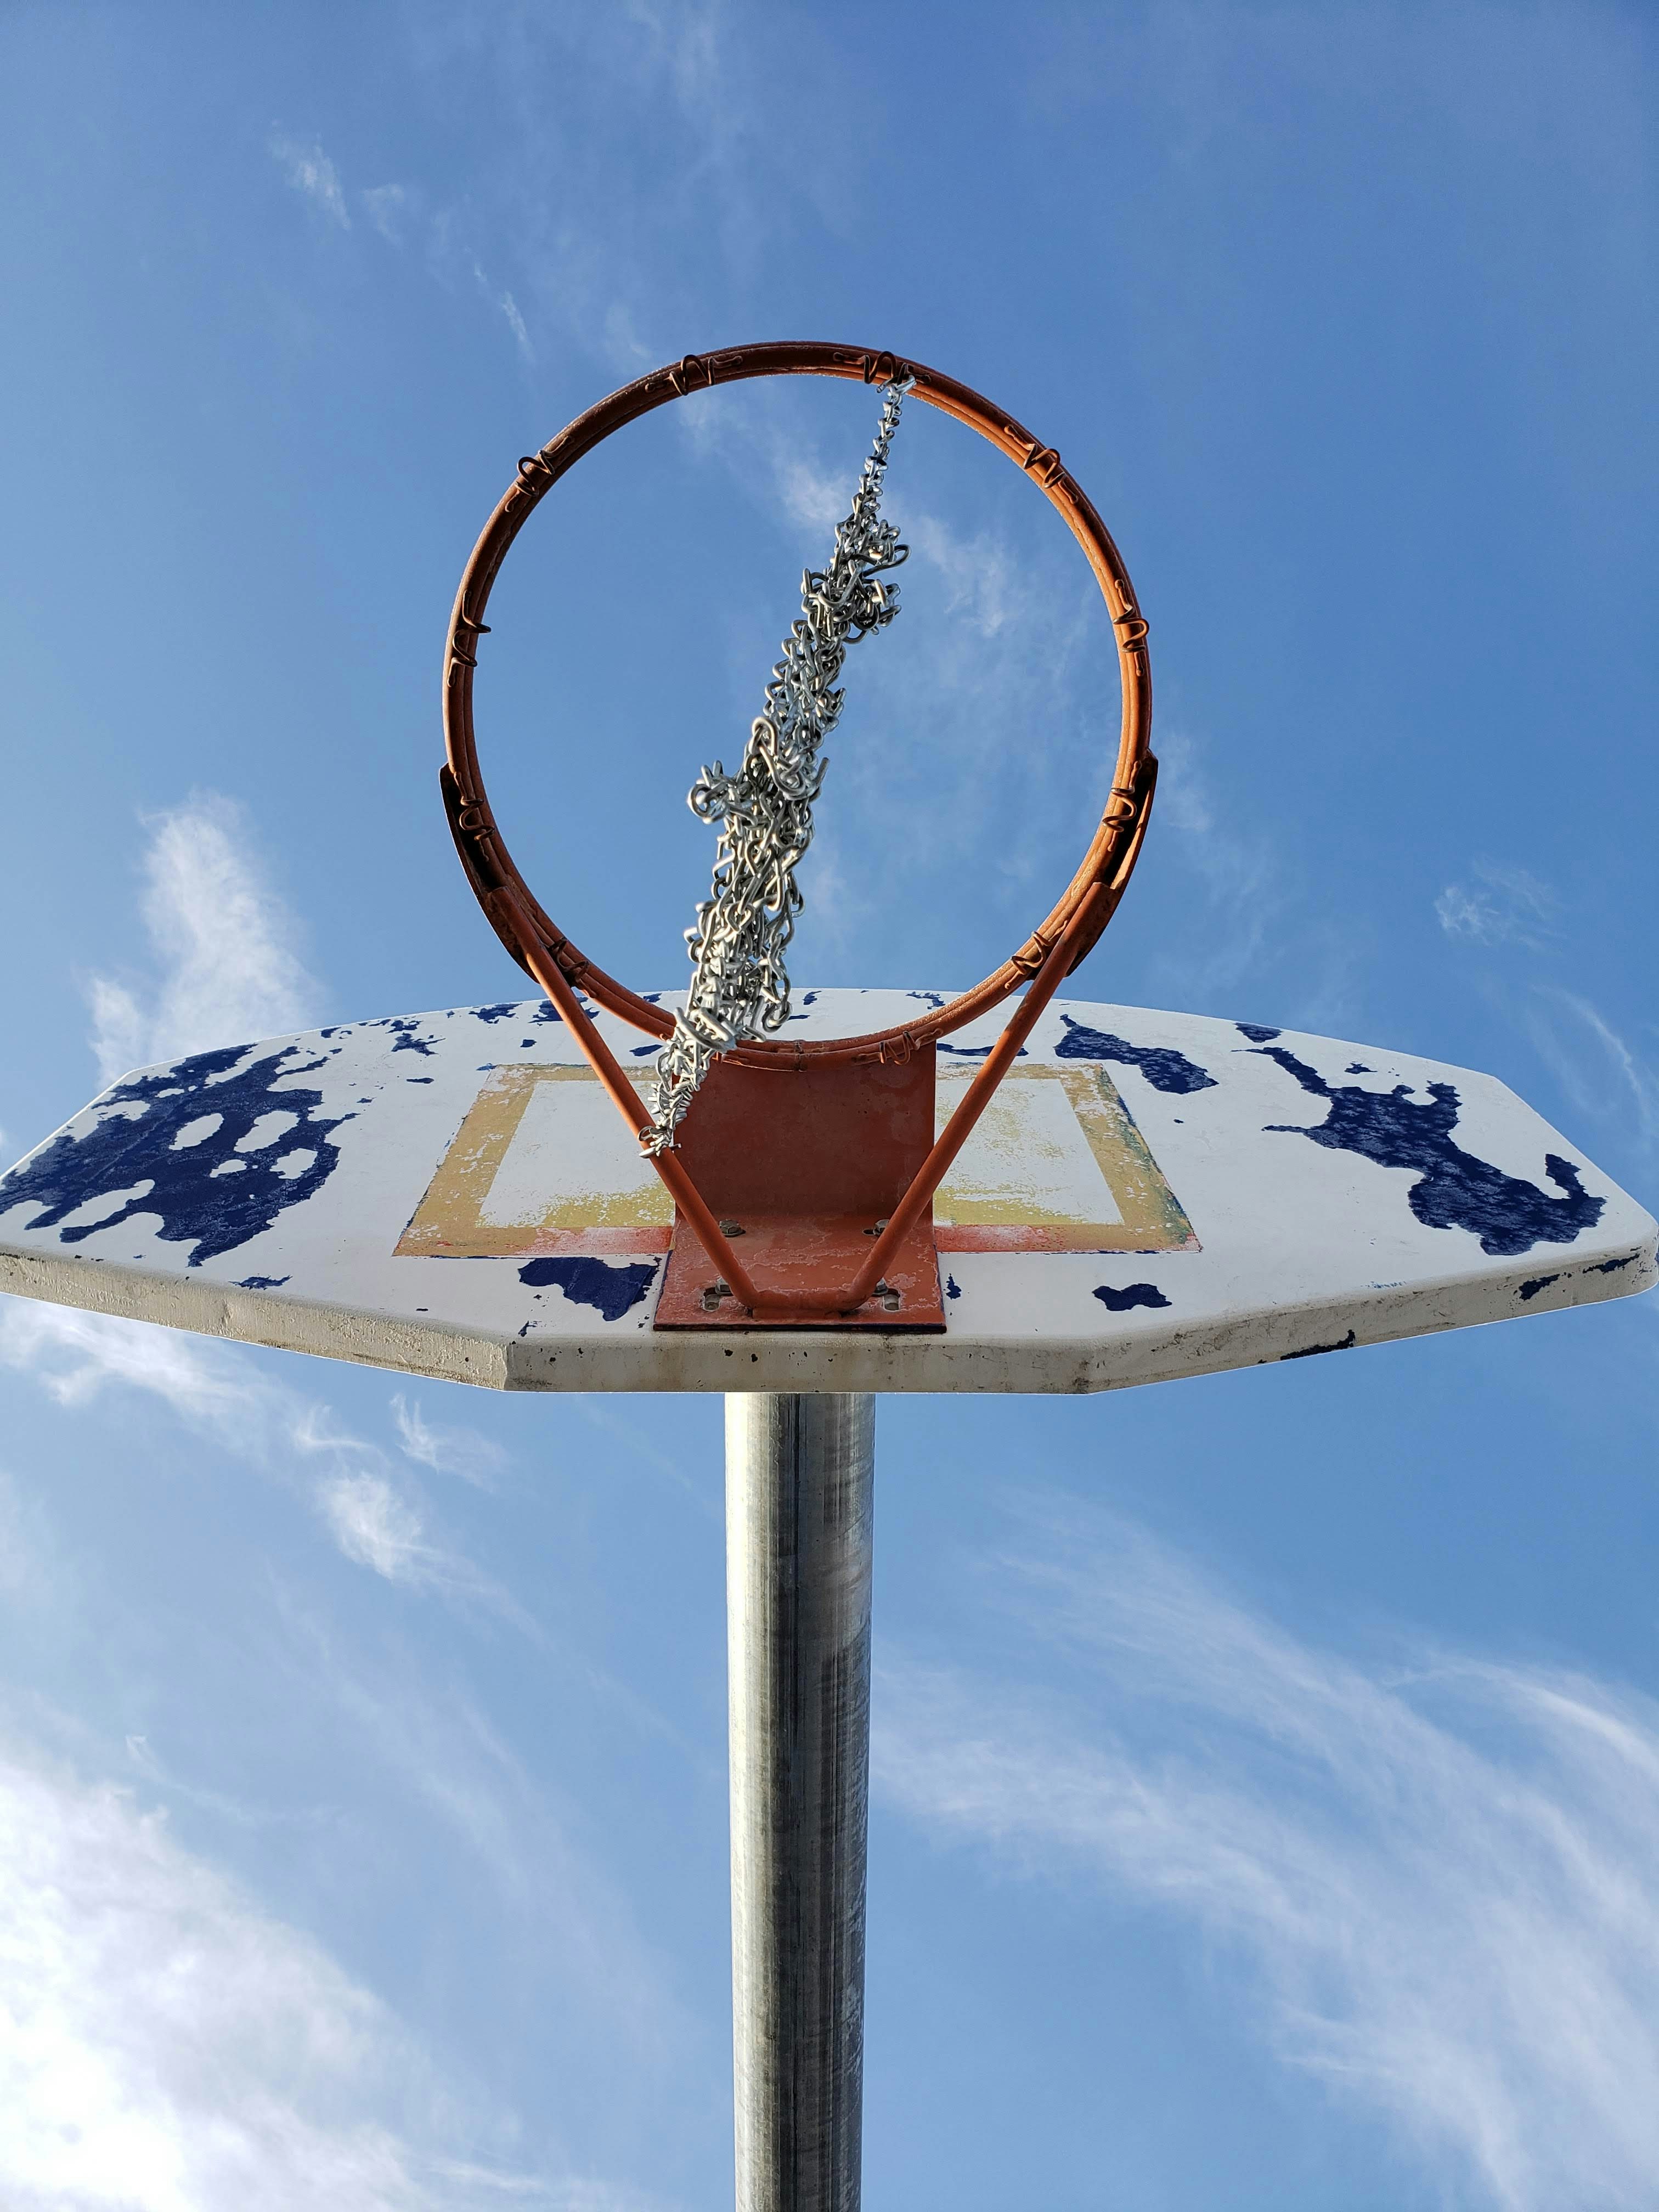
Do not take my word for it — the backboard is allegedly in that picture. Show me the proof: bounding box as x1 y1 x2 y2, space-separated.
2 987 1651 1393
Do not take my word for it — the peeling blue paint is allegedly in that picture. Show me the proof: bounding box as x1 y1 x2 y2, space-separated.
938 1041 1028 1058
0 1046 348 1266
388 1021 435 1058
532 1002 562 1024
1346 1063 1373 1075
238 1275 290 1290
1282 1329 1357 1358
1236 1023 1281 1043
1057 1015 1216 1094
517 1256 657 1320
1518 1274 1561 1301
1093 1282 1171 1312
945 1273 962 1300
1587 1253 1638 1274
472 1005 521 1025
1256 1047 1605 1256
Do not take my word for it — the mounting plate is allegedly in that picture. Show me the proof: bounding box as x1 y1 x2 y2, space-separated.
651 1050 945 1330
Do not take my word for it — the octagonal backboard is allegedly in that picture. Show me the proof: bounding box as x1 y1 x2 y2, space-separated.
0 989 1651 1393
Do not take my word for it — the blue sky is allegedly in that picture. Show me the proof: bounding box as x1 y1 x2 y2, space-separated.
1 3 1657 2205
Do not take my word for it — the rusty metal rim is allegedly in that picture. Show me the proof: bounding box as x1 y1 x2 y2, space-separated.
441 340 1154 1064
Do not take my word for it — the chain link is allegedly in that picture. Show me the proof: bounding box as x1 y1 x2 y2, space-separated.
643 380 912 1153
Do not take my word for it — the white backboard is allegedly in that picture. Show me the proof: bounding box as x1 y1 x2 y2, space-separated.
1 990 1651 1392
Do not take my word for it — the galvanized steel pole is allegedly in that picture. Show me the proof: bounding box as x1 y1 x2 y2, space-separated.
726 1392 875 2212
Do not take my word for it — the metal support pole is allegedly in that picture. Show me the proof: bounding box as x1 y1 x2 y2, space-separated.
726 1392 875 2212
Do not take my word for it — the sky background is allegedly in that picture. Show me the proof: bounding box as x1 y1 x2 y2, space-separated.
1 3 1657 2207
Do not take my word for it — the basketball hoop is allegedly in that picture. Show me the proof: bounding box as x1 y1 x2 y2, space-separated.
440 341 1158 1327
4 326 1651 2212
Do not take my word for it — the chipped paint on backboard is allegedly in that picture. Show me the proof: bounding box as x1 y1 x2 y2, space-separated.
1255 1046 1606 1256
0 1044 348 1266
2 991 1650 1400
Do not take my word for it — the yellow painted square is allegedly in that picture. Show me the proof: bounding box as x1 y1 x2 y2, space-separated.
397 1061 1194 1259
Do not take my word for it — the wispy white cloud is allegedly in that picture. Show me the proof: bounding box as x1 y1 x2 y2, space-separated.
324 1662 560 1916
362 182 410 241
1523 989 1659 1156
269 82 548 374
280 1620 687 2065
0 1725 556 2209
392 1393 507 1489
460 3 845 348
1426 864 1654 1161
317 1470 439 1584
86 794 320 1084
903 512 1023 641
1437 861 1560 949
308 1464 527 1627
876 1500 1659 2212
1118 730 1361 1029
499 290 532 360
0 1299 267 1436
601 301 656 369
463 257 534 362
573 1396 718 1520
0 1316 681 2192
260 15 867 445
0 1469 47 1604
1149 728 1283 987
269 129 351 229
290 1398 385 1463
123 1731 332 1834
0 1302 519 1616
1154 729 1267 884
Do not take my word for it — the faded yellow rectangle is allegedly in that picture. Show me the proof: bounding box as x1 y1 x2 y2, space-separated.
398 1060 1195 1260
934 1065 1195 1252
397 1064 671 1259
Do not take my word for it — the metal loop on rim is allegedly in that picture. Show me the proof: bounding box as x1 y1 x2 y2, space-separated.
441 340 1155 1064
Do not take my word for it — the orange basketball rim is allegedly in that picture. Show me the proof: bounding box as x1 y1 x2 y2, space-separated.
439 341 1156 1330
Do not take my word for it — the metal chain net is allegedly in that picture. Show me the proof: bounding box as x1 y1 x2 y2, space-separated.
644 379 912 1153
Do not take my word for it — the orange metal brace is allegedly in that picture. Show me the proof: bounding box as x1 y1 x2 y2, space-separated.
491 884 768 1313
